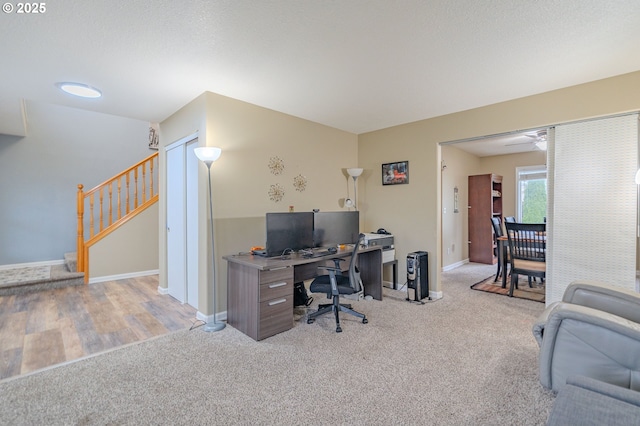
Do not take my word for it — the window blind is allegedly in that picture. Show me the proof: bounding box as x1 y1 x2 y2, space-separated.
547 114 638 304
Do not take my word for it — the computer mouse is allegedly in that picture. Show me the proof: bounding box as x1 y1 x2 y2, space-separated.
328 247 337 254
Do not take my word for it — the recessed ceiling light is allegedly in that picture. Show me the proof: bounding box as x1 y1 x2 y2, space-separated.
56 82 102 98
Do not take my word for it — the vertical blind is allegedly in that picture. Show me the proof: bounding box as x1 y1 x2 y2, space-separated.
547 113 638 304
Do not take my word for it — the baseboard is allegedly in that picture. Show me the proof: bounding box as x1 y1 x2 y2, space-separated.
429 290 444 300
196 310 228 323
0 259 65 270
88 269 160 284
442 258 469 272
157 286 169 295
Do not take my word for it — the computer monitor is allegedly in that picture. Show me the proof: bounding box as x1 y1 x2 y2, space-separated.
313 211 360 248
265 212 314 257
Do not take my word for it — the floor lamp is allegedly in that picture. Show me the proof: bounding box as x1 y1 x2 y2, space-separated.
347 168 363 211
194 146 225 332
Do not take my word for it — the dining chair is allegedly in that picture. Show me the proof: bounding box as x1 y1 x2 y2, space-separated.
490 217 507 283
504 222 546 297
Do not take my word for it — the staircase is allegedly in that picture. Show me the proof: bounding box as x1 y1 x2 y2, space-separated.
0 152 159 295
0 253 84 297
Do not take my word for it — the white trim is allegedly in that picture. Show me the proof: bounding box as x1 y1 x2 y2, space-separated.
157 286 169 295
0 259 65 270
165 131 199 151
442 258 469 272
88 269 159 284
196 310 227 323
429 290 444 300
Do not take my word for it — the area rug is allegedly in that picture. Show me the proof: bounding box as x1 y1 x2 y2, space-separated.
0 266 51 285
470 275 545 303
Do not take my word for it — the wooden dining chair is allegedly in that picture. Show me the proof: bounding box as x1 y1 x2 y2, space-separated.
490 217 507 283
504 222 546 297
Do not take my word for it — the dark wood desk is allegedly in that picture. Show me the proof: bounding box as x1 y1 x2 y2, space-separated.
223 246 383 341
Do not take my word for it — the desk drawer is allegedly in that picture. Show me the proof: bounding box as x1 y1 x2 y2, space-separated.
258 295 293 340
259 268 293 302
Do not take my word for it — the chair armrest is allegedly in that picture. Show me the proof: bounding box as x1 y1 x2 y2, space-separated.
538 302 640 391
563 280 640 323
532 301 561 347
316 266 341 273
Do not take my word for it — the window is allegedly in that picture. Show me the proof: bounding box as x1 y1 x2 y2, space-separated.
516 165 547 223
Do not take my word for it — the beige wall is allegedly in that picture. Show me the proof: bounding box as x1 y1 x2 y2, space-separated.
358 70 640 294
89 203 159 278
440 146 546 269
160 92 358 317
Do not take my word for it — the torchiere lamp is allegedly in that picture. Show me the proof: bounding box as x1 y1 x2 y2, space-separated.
346 168 363 211
194 146 225 332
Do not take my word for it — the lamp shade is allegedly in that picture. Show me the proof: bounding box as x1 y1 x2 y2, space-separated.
347 168 363 177
194 147 222 163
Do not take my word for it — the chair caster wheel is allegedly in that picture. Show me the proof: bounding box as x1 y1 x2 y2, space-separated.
307 319 314 324
336 326 342 333
362 318 368 324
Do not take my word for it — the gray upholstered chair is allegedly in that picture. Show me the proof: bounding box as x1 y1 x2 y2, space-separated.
547 376 640 425
533 280 640 392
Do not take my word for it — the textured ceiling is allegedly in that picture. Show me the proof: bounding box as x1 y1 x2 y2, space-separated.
1 0 640 137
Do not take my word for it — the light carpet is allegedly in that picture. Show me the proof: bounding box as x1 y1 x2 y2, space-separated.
0 262 555 425
0 266 50 285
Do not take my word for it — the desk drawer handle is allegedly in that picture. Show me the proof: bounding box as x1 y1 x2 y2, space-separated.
268 298 287 306
268 282 287 289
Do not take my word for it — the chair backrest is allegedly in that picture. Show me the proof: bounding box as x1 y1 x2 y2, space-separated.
504 216 516 223
347 234 365 288
491 217 503 237
504 222 546 262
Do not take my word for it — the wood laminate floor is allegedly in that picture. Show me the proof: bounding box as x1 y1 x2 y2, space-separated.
0 275 198 381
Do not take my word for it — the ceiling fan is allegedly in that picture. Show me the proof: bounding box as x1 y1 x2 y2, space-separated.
505 129 548 150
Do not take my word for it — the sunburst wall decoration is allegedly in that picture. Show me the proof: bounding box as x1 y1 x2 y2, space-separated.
293 174 307 192
268 156 284 175
268 183 285 202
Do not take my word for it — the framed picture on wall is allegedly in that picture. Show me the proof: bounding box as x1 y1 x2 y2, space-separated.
382 161 409 185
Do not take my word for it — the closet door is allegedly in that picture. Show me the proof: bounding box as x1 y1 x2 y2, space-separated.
166 144 187 303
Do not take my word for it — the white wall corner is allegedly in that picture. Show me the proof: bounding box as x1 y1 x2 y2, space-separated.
196 310 228 324
158 286 169 295
442 258 469 272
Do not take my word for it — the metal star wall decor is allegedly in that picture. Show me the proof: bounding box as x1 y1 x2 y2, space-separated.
293 174 307 192
268 156 284 175
268 183 285 202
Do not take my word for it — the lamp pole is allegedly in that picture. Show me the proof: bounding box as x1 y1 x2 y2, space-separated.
194 147 225 333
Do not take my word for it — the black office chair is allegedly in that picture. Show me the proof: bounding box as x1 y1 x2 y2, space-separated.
307 233 368 332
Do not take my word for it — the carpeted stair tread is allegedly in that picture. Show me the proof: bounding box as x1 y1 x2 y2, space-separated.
0 264 84 296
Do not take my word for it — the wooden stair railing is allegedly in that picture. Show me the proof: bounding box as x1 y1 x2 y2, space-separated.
77 152 159 283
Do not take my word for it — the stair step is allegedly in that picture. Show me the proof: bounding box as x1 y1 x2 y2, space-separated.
0 264 84 297
64 252 77 273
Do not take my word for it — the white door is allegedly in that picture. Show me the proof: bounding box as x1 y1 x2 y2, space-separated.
166 136 200 308
166 144 186 303
185 140 199 308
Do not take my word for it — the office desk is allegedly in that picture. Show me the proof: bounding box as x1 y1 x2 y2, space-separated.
223 246 383 341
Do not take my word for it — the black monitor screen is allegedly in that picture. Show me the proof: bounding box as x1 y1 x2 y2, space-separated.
313 211 360 247
265 212 314 257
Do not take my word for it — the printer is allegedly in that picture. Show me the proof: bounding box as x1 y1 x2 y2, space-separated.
363 232 395 264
